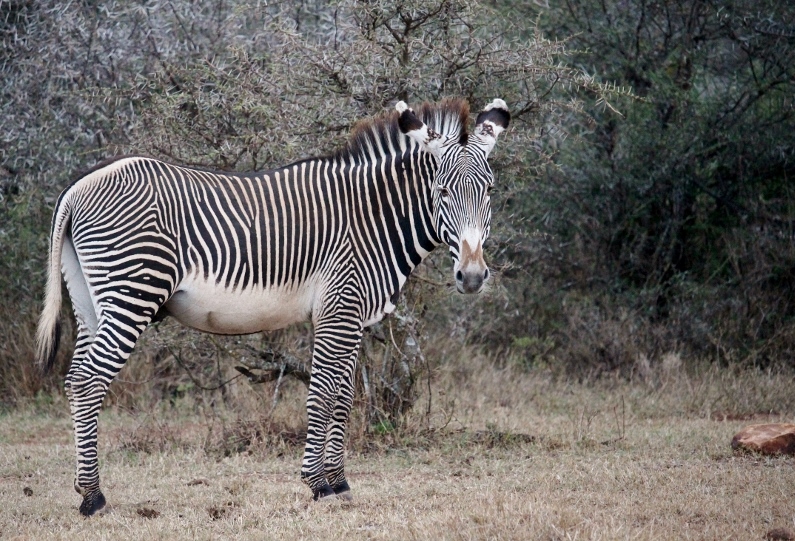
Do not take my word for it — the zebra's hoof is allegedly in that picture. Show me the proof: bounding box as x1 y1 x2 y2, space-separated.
79 490 107 517
312 483 336 502
331 480 353 501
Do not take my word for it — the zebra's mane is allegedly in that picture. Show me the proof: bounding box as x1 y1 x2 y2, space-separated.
335 98 470 163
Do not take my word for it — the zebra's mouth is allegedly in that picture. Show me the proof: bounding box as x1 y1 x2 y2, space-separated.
455 268 489 294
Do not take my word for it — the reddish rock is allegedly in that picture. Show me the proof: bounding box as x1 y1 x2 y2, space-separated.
731 423 795 456
766 528 794 541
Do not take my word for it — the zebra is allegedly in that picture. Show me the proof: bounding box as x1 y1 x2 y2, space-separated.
36 97 510 516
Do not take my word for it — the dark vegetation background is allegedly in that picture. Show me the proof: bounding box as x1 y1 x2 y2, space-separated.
1 0 793 423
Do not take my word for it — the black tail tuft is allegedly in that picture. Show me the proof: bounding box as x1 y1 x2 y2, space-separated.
43 320 61 374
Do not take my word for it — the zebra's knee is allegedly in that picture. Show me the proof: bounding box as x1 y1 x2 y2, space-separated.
64 367 86 394
67 373 109 421
68 370 108 397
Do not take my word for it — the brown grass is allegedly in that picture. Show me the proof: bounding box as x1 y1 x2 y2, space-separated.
1 355 794 540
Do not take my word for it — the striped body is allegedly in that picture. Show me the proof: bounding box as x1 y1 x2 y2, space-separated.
36 98 510 514
64 151 437 336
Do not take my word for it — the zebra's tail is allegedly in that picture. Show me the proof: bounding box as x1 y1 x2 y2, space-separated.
36 190 72 372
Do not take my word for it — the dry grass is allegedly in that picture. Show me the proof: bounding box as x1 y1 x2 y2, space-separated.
1 358 794 540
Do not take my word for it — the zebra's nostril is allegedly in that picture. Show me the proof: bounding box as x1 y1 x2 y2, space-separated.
455 270 463 282
483 268 490 280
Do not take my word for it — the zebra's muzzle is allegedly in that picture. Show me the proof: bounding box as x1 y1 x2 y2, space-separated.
455 267 489 294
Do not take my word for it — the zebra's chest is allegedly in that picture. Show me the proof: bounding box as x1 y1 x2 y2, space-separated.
164 274 318 334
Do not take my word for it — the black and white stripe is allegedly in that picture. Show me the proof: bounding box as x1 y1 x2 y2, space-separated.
36 98 509 515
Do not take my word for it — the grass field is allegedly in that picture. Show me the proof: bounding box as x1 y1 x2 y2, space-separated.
1 360 793 540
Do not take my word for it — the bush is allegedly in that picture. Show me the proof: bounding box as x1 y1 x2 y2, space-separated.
1 0 609 414
483 0 795 372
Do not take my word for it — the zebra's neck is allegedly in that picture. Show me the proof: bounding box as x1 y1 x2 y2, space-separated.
340 147 441 316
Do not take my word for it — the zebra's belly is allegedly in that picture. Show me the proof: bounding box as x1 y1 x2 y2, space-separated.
164 275 318 334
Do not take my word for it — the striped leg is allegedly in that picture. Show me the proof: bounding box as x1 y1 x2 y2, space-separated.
67 308 152 516
301 315 362 500
324 353 357 500
64 321 96 503
67 365 109 516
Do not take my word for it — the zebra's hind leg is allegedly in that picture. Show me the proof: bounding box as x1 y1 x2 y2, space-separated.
60 236 108 513
324 354 357 501
63 324 98 511
301 316 362 502
68 308 153 516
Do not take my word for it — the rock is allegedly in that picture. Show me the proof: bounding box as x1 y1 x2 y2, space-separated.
136 507 160 519
208 501 238 520
731 423 795 456
187 478 209 486
766 528 794 541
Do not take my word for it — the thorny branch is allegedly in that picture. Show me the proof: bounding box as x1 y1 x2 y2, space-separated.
235 346 311 386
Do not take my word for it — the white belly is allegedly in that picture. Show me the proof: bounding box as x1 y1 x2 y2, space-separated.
164 274 318 334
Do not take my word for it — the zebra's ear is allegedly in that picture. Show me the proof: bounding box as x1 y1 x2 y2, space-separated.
396 101 444 158
471 99 510 158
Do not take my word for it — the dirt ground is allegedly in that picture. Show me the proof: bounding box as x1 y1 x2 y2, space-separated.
1 367 794 540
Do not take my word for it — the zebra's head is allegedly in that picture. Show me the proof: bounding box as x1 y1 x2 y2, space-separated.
397 99 510 294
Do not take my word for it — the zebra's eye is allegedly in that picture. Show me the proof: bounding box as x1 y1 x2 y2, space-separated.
486 185 495 195
438 186 450 199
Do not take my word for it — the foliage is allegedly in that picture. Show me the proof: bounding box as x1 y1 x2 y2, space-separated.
482 0 795 372
0 0 598 416
1 0 793 417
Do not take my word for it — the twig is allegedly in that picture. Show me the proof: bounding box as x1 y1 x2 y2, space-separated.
601 395 627 445
236 345 311 386
267 363 287 417
168 346 243 391
414 329 432 426
411 274 450 287
387 319 406 359
360 348 374 424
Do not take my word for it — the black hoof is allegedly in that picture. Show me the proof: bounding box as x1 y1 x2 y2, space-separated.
312 483 336 502
79 490 107 517
331 480 352 501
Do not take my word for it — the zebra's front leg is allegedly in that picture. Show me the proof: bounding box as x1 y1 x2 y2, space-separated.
324 353 357 501
301 318 362 501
